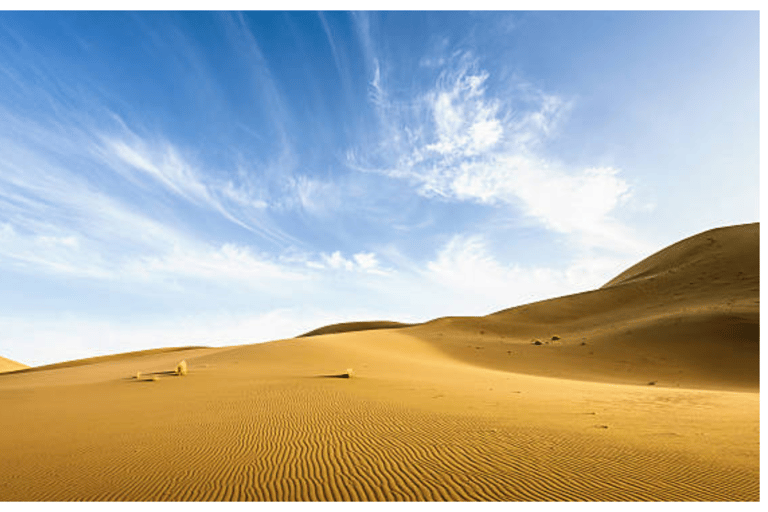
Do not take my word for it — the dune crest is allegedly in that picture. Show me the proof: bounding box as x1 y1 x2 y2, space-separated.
13 346 208 374
297 321 411 338
602 223 758 288
0 355 28 374
403 223 758 390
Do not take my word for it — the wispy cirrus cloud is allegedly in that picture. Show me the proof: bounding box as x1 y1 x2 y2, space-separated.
424 69 504 158
0 118 182 257
127 242 309 285
97 131 294 244
104 137 213 206
0 102 379 287
219 11 292 149
0 222 112 279
0 131 389 288
277 174 342 216
0 136 385 286
349 52 646 256
305 250 389 275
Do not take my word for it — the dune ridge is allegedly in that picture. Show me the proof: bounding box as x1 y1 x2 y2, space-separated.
297 321 411 338
401 223 758 390
11 345 208 375
602 223 758 288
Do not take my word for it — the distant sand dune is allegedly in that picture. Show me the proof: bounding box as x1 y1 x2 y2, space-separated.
0 355 27 374
0 223 758 501
297 321 411 338
13 346 208 374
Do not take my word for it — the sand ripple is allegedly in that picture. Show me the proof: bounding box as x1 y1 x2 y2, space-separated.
0 380 756 501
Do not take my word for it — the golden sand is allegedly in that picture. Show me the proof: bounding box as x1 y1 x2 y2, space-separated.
0 356 27 374
0 223 758 501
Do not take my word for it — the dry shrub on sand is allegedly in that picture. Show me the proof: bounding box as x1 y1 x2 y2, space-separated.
176 360 188 376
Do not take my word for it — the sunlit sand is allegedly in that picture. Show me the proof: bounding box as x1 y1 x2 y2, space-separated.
0 223 758 501
0 356 27 374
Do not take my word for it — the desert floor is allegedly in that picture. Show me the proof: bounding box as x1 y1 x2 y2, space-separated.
0 329 758 501
0 224 759 501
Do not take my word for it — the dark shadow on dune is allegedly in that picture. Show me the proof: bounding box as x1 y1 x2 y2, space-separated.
125 370 183 382
297 321 412 338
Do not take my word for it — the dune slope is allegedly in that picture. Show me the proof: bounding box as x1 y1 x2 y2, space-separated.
405 223 758 390
11 346 208 375
0 355 27 374
603 223 758 288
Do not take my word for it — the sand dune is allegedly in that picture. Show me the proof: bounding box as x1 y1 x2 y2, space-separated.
403 223 759 391
0 223 758 501
0 355 27 374
603 223 758 288
11 345 208 375
297 320 411 338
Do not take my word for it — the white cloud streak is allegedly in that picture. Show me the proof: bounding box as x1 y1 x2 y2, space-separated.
350 53 647 255
306 250 389 275
0 108 386 286
106 138 213 207
96 130 295 245
423 234 634 316
425 70 503 158
128 242 310 284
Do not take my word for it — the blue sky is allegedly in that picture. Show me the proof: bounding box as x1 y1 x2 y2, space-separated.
0 11 759 366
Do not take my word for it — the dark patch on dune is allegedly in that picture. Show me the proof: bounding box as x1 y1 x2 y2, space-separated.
296 321 412 338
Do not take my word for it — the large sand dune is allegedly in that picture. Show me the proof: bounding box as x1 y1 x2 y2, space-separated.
0 223 758 501
404 223 759 391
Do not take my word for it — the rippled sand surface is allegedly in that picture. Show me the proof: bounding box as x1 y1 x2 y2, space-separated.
0 224 758 501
